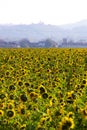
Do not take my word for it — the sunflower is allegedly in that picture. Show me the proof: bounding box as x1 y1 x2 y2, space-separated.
0 103 5 109
82 79 86 84
67 112 74 118
79 83 85 90
20 93 27 102
20 124 26 130
6 109 15 118
39 86 46 94
0 93 6 100
39 117 46 125
39 85 47 92
20 108 25 115
2 119 9 126
24 82 30 87
0 110 4 117
17 104 26 115
42 93 48 99
13 121 20 129
5 71 10 77
59 117 75 130
80 106 87 119
9 94 14 100
18 81 23 86
7 102 14 109
36 124 45 130
9 84 15 91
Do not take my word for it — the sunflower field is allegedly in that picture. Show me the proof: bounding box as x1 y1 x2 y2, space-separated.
0 48 87 130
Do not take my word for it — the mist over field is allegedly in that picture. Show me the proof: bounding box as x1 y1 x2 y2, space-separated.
0 20 87 48
0 20 87 42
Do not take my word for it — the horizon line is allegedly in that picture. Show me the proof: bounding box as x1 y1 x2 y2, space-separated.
0 19 87 26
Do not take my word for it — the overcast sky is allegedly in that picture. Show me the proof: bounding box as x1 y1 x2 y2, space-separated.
0 0 87 25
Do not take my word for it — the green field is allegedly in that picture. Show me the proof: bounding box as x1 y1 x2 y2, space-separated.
0 48 87 130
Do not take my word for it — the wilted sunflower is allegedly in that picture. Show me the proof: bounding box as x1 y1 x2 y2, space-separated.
29 92 39 100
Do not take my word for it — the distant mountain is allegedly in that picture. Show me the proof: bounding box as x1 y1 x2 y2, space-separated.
0 23 64 42
60 19 87 41
0 20 87 45
61 19 87 29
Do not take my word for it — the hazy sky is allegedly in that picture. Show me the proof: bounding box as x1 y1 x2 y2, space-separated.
0 0 87 25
